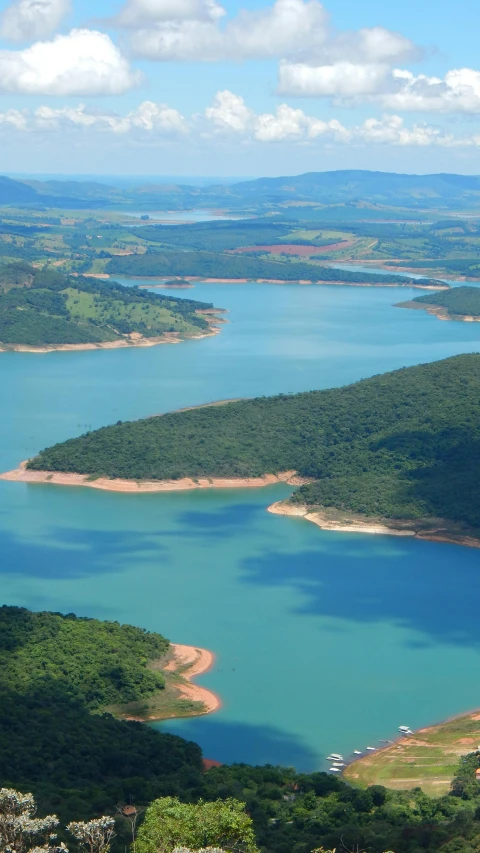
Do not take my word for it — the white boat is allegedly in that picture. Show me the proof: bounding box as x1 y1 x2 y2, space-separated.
329 768 341 772
332 763 346 767
330 753 344 760
366 747 376 751
399 726 413 733
353 750 362 755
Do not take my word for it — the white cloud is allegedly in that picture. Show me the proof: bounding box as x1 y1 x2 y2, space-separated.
114 0 225 26
381 68 480 113
34 101 188 134
279 58 480 115
120 0 416 64
0 0 70 42
278 61 391 97
0 92 478 151
205 90 351 141
0 29 141 95
126 0 329 61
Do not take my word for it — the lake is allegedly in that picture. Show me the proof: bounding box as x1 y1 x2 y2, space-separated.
2 281 480 769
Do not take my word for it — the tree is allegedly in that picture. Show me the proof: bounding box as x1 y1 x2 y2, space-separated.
136 798 258 853
0 789 66 853
66 819 115 853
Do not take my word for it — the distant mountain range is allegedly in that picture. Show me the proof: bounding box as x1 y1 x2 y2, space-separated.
2 170 480 211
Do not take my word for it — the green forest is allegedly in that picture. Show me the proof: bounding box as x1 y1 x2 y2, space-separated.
0 264 215 347
5 606 480 853
106 249 424 285
410 286 480 317
28 354 480 528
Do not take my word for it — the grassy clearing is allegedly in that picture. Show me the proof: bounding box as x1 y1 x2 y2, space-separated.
64 287 204 336
105 673 204 722
344 712 480 796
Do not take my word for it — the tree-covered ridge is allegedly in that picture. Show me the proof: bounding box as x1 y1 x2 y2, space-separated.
27 354 480 528
0 264 216 347
106 249 433 285
0 607 204 825
410 286 480 317
0 606 169 709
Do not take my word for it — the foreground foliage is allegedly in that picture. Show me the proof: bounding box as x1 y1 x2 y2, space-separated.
136 798 258 853
29 354 480 527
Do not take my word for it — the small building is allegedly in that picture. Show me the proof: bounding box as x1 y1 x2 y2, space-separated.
475 769 480 782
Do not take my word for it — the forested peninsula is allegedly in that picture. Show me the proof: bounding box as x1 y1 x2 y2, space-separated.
0 263 221 351
397 285 480 322
0 606 219 823
106 249 442 287
11 354 480 546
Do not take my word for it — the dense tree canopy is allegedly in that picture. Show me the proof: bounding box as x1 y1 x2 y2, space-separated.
28 354 480 527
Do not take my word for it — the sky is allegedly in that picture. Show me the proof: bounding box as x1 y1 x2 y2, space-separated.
0 0 480 176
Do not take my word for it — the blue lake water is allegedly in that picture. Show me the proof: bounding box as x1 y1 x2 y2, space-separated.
113 209 248 223
2 281 480 769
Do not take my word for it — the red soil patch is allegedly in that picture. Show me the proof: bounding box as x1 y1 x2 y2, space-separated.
232 241 354 256
203 758 223 770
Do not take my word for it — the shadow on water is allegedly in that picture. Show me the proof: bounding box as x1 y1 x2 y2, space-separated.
240 542 480 649
154 716 319 770
173 502 265 538
0 527 169 578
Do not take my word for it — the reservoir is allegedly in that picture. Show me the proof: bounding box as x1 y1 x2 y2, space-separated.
2 281 480 769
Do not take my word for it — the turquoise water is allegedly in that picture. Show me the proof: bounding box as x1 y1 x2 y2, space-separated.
2 281 480 769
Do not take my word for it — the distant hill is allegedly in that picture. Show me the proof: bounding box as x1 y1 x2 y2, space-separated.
221 170 480 209
26 354 480 533
3 170 480 211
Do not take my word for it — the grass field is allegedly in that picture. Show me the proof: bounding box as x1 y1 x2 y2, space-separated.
344 712 480 796
64 287 204 336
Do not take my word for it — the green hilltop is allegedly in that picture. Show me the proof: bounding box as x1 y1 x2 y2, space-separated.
27 354 480 532
0 263 218 348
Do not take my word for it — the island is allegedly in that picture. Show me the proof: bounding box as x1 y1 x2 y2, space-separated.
5 353 480 548
0 262 224 352
397 285 480 322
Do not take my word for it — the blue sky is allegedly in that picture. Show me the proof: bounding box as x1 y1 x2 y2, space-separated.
0 0 479 176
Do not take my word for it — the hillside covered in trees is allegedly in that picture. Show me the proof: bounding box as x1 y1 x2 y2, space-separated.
0 607 204 823
0 264 216 348
27 354 480 529
406 286 480 318
106 248 431 285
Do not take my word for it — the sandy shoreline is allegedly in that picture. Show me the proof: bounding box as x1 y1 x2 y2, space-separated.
0 463 302 493
267 501 480 549
139 276 443 289
121 643 220 723
3 462 479 548
397 300 480 323
0 324 222 354
164 643 220 714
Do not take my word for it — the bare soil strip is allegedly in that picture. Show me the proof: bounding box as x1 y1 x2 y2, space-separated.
0 464 303 493
267 501 480 550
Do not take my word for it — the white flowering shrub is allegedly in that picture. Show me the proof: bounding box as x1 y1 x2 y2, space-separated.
0 789 66 853
67 818 115 853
